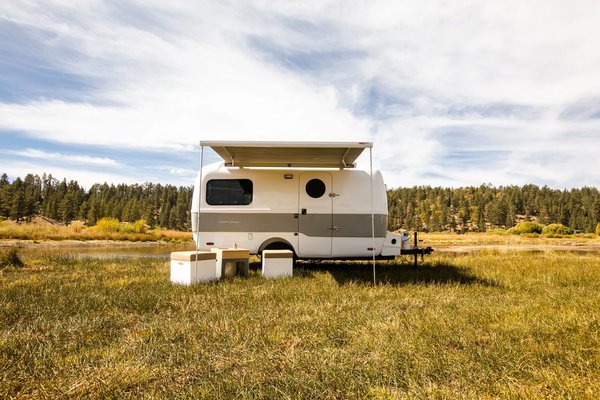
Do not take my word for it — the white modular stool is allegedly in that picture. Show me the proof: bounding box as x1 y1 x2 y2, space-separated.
262 250 293 278
170 251 217 285
211 248 250 279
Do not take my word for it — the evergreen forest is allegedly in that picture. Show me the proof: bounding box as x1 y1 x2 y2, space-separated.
1 173 600 233
0 173 192 230
387 184 600 233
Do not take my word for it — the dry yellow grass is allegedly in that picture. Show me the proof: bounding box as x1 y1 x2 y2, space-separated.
1 251 599 398
421 232 600 248
0 221 192 243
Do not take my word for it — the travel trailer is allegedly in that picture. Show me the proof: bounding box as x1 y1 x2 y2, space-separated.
191 141 408 259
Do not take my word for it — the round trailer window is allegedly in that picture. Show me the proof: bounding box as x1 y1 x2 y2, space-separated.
306 179 326 198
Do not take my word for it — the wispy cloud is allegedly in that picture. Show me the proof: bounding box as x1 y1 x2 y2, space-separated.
1 1 600 188
0 160 136 189
7 148 119 166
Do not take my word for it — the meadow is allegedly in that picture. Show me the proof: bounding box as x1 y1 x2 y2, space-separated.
420 232 600 255
1 250 599 399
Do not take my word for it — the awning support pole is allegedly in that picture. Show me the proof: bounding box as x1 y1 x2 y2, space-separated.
195 145 205 259
370 146 376 285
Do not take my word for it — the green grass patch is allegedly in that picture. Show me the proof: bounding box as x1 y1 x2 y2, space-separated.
1 253 599 398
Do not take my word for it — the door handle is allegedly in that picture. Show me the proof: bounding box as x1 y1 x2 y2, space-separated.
329 225 339 231
301 208 307 215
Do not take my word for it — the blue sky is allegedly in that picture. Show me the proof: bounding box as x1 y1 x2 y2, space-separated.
1 1 600 188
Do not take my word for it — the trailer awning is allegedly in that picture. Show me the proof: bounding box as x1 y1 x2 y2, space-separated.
200 141 372 168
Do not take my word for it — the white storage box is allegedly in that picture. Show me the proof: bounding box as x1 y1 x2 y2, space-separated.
170 251 217 285
262 250 293 278
211 248 250 279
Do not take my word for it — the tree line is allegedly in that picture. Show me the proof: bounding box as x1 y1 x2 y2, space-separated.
387 184 600 233
0 173 192 230
2 173 600 233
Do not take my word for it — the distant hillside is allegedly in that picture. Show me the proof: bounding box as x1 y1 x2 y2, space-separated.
0 173 192 230
388 184 600 233
1 173 599 233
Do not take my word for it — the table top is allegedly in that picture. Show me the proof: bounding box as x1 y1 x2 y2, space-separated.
171 251 217 261
210 248 250 259
262 249 293 259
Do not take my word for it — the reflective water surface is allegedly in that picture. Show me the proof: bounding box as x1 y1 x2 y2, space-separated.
17 243 196 260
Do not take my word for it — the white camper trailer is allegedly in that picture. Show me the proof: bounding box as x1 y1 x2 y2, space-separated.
191 141 405 259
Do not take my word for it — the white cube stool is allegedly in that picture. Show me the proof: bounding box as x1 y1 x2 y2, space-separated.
211 248 250 279
170 251 217 285
262 250 293 278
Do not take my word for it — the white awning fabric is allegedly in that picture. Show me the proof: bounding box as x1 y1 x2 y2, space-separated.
200 140 372 168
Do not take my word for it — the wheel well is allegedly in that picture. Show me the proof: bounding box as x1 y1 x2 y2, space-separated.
258 238 296 257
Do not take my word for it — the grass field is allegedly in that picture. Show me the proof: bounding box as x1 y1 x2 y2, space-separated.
421 232 600 246
1 251 599 399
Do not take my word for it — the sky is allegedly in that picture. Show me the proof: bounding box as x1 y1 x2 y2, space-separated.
1 0 600 189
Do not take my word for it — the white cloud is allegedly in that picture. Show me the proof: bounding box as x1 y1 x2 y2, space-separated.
0 1 372 150
7 148 119 166
1 1 600 188
0 160 136 189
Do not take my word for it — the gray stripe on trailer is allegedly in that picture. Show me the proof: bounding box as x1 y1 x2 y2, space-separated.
333 213 386 238
195 213 387 237
197 213 296 233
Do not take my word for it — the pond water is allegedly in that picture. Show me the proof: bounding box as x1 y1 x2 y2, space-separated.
16 244 196 260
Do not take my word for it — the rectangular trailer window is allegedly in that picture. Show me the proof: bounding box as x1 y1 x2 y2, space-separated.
206 179 253 205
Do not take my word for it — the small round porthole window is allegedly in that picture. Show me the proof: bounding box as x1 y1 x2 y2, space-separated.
306 179 326 198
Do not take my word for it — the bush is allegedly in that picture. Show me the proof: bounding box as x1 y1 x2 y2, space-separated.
94 217 120 233
509 221 544 235
596 223 600 237
0 247 24 268
70 221 86 233
543 223 573 236
120 219 148 234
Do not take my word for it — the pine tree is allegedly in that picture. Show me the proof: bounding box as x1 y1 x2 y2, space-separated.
10 178 25 222
23 174 39 221
0 173 10 219
59 195 75 225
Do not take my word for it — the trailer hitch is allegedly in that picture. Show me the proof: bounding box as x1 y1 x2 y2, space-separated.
399 231 434 267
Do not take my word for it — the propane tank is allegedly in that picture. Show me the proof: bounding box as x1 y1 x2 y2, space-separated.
401 232 411 250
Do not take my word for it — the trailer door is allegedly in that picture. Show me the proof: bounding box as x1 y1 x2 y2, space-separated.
298 172 333 256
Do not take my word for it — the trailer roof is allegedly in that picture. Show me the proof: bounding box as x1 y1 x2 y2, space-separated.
200 141 372 168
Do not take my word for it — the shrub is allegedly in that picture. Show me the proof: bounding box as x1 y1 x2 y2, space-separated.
509 221 544 235
542 223 573 236
134 219 147 234
70 221 86 233
120 219 148 234
0 247 24 268
94 217 120 233
596 223 600 237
